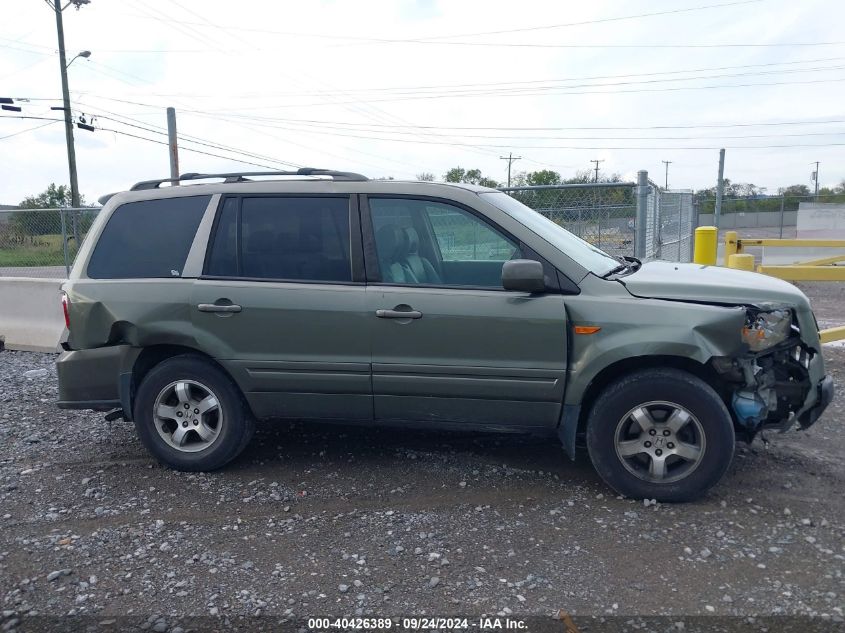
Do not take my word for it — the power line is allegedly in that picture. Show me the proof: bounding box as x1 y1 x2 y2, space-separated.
9 111 844 151
110 0 763 46
179 113 845 141
53 96 845 145
96 4 845 51
95 126 287 170
56 73 843 116
0 114 302 169
83 108 842 132
91 58 845 100
0 119 59 140
127 1 481 170
419 0 763 40
149 112 845 150
31 95 845 138
327 39 845 51
71 101 423 176
85 112 302 168
143 75 845 110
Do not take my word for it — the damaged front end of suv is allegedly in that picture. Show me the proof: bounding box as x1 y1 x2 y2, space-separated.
711 303 833 442
617 261 834 444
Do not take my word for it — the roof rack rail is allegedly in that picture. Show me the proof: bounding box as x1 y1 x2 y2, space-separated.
129 167 368 191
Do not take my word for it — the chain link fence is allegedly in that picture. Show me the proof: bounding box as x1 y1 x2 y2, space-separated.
695 193 845 239
500 183 638 258
656 188 695 262
501 179 695 263
0 207 101 278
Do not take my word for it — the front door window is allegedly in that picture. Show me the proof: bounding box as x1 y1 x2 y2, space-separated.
369 198 520 288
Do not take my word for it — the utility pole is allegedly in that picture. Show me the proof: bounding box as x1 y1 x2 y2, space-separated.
811 161 820 201
167 107 179 180
54 0 81 208
662 160 672 190
714 148 726 228
590 159 604 183
499 152 521 187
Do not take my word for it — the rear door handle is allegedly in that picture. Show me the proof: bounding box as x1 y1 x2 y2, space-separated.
198 303 242 313
376 309 422 319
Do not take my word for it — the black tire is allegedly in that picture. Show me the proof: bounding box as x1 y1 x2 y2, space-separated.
586 368 735 502
133 355 255 471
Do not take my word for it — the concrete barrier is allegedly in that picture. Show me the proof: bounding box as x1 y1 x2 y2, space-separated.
0 277 66 352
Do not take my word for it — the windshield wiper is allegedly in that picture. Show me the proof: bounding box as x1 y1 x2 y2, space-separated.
602 263 630 278
602 256 641 278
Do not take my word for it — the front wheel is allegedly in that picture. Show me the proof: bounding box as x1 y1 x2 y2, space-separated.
586 368 735 502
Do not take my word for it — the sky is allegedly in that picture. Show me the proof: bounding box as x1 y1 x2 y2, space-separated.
0 0 843 204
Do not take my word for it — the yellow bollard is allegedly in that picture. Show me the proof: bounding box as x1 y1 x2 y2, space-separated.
727 253 754 271
693 226 718 265
723 230 738 265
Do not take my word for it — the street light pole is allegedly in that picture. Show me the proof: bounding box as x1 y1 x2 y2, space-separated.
53 0 80 208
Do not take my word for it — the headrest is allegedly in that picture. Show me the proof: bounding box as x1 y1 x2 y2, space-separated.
375 224 409 261
404 227 420 254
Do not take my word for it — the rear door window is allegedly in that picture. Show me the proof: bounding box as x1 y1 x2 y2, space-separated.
87 195 210 279
204 196 352 282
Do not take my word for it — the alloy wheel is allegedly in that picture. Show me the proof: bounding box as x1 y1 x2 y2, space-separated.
613 400 706 484
153 380 223 453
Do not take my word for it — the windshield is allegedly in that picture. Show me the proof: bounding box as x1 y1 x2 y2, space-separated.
480 191 621 276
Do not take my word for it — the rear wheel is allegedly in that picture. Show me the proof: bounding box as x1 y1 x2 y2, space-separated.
133 355 254 471
586 368 735 502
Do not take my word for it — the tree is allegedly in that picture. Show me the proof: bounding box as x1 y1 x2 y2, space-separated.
12 184 90 237
564 170 593 184
416 172 435 181
777 184 811 197
443 167 499 188
444 167 467 183
19 183 83 209
526 170 561 186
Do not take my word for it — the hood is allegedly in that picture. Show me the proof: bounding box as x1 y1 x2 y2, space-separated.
620 261 810 309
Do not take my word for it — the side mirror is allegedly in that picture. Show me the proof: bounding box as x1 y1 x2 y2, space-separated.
502 259 545 293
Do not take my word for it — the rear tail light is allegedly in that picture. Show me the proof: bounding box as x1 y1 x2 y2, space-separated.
61 292 70 329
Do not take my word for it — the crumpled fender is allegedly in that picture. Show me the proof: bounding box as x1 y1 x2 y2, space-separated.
564 296 746 405
64 280 198 351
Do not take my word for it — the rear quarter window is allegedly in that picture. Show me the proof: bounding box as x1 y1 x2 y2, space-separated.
87 196 210 279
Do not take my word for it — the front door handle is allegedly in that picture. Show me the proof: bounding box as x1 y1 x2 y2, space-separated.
198 303 242 313
376 308 422 319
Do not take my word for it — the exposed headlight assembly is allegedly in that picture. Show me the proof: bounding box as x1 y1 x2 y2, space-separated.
742 308 792 352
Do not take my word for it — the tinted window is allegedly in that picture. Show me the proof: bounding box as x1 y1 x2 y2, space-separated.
87 195 209 279
205 196 352 282
369 198 520 288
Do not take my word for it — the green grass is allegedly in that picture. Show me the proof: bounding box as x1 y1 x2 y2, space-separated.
0 233 74 267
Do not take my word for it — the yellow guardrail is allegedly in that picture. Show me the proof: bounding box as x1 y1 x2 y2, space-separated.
726 232 845 281
692 227 845 343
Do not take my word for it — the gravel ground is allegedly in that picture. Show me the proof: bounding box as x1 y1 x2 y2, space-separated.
1 285 843 631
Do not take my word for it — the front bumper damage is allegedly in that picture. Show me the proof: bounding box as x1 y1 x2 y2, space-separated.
711 305 833 438
800 374 834 429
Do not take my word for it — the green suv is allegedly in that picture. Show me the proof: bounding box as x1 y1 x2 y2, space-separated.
56 169 833 501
